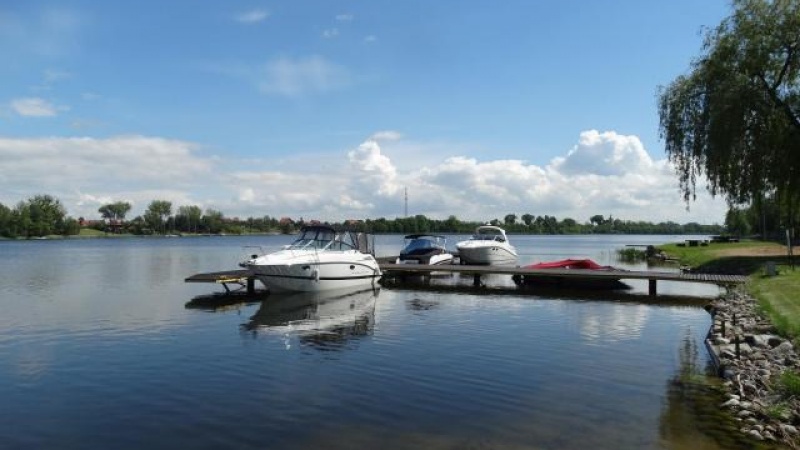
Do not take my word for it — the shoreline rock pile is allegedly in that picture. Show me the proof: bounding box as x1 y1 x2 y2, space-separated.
707 287 800 446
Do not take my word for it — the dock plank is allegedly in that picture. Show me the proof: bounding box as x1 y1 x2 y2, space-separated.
185 269 253 283
378 263 748 285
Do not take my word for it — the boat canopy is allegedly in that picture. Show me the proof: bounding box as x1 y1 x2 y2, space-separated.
472 226 507 242
401 235 446 255
402 234 447 240
288 225 375 254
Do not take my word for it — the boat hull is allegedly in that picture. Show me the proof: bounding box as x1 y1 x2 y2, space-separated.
456 244 517 265
396 253 454 266
246 251 381 293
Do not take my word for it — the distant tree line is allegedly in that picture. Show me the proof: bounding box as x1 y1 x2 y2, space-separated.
0 195 81 238
0 194 726 239
351 214 722 235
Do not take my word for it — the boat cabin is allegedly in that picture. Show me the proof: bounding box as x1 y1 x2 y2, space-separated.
289 225 375 254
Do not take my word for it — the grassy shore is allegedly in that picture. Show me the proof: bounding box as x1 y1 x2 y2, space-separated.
659 240 800 340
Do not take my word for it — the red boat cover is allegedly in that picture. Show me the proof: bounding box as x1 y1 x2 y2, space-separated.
526 258 612 270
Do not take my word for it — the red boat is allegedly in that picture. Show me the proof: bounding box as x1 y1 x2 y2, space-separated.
512 258 630 290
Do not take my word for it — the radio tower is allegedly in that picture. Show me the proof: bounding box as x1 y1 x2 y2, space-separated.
404 187 408 217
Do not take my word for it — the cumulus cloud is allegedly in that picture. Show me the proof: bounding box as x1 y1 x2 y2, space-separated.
336 14 354 22
339 131 727 223
10 97 60 117
257 56 350 96
551 130 653 176
235 9 269 24
0 130 729 224
0 135 215 217
348 139 399 197
322 28 339 39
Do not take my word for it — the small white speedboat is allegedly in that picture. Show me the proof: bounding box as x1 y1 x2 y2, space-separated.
240 225 382 293
455 225 517 265
396 234 454 265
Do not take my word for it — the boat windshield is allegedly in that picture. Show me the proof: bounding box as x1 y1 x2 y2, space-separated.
472 230 505 242
403 237 441 253
287 227 357 251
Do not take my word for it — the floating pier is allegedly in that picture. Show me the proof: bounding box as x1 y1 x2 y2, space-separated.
185 269 256 294
378 263 748 296
185 264 748 297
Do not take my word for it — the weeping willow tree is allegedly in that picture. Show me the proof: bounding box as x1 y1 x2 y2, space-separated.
658 0 800 235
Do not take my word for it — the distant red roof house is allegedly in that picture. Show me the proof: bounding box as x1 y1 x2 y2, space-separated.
79 218 103 227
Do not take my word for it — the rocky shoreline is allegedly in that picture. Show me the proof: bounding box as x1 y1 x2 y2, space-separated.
707 287 800 447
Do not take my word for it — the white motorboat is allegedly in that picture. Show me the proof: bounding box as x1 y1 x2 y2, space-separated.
455 225 518 265
395 234 454 265
240 225 382 292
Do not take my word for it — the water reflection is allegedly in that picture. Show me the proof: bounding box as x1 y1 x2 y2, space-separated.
406 297 441 311
185 291 268 312
579 304 650 342
242 288 379 350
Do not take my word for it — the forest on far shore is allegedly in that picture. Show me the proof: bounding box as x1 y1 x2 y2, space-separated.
0 194 732 239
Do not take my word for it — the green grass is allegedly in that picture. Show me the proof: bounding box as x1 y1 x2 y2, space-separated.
659 240 790 275
77 228 108 237
751 268 800 338
777 370 800 398
659 239 800 340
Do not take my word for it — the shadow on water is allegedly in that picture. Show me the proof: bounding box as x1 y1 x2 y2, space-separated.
660 330 773 450
239 288 380 350
184 290 269 311
381 277 712 308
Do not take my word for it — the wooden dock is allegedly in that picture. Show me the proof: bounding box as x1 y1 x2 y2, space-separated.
185 269 256 293
378 263 748 296
185 264 748 297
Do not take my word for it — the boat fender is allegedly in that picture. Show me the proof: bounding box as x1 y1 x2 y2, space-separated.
311 268 320 282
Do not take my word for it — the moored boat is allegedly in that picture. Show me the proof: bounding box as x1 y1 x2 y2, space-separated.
512 258 630 289
240 225 382 293
396 234 454 265
455 225 517 265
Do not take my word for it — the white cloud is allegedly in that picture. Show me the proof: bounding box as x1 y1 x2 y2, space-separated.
0 131 728 224
364 35 377 43
336 14 354 22
339 131 727 223
235 9 269 24
257 56 350 96
348 139 400 197
551 130 653 176
0 135 215 217
10 97 60 117
322 28 339 39
369 130 403 141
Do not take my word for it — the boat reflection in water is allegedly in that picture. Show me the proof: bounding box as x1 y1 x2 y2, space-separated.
242 287 379 350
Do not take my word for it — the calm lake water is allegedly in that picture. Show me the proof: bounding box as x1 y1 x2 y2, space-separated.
0 234 753 449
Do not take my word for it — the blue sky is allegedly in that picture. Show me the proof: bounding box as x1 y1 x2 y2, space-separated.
0 1 733 223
